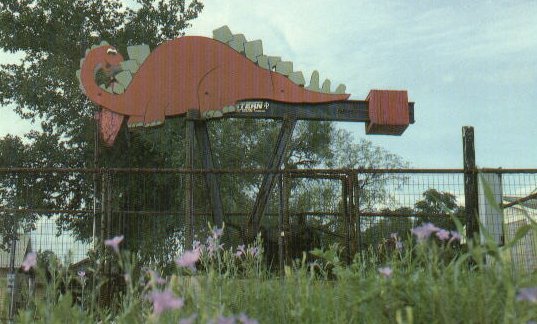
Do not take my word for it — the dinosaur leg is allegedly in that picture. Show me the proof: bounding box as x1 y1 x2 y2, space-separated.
127 115 145 128
144 97 166 127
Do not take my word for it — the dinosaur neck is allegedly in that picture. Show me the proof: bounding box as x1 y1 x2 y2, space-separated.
80 52 122 112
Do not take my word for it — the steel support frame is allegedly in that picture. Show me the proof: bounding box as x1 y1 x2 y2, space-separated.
182 98 415 245
249 117 297 237
194 120 224 228
185 111 197 249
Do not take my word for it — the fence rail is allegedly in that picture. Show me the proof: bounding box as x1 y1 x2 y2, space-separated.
0 167 536 264
1 166 537 319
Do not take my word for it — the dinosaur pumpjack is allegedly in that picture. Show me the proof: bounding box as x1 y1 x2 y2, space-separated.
78 26 414 246
79 26 413 146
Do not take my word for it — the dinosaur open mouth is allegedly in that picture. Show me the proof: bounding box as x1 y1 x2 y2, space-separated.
77 41 146 146
95 109 124 146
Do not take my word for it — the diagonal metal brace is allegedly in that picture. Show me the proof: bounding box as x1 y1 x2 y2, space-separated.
248 117 297 237
194 120 224 228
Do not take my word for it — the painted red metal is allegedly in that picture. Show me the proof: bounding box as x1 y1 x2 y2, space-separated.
80 36 350 145
80 36 413 145
365 90 409 135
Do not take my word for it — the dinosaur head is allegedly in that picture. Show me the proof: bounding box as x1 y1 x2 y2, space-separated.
79 44 125 105
79 43 126 146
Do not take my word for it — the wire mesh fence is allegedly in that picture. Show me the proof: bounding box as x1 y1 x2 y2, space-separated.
1 167 537 317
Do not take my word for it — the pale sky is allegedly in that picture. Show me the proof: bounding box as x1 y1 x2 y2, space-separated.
1 0 536 168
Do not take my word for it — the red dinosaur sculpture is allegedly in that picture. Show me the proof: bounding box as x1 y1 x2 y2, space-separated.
79 36 350 145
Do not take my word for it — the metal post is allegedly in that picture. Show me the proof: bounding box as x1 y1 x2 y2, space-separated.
463 126 479 240
249 117 296 238
354 175 363 258
92 116 100 317
278 173 285 275
347 172 357 262
194 121 224 228
341 176 351 264
8 236 17 323
102 171 113 303
185 110 197 249
282 172 291 268
100 173 107 245
92 113 100 251
106 173 112 240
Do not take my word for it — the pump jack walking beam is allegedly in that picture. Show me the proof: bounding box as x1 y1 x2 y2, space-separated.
184 95 414 236
80 26 416 242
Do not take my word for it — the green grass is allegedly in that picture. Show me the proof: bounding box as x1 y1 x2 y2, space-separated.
10 225 537 323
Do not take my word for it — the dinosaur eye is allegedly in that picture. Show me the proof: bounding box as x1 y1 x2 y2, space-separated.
107 48 118 55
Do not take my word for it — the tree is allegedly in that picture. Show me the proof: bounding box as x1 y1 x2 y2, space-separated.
358 189 465 252
0 1 409 266
0 0 204 256
414 188 465 230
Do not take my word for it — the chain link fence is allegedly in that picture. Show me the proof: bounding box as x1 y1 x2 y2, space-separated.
1 167 536 318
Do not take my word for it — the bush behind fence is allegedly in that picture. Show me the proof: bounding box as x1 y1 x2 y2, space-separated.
1 167 536 317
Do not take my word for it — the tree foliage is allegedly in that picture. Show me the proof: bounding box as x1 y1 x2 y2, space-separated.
0 1 409 264
359 189 465 251
414 188 465 230
0 0 204 252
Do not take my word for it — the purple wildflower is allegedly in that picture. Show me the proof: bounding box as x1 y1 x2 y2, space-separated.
214 315 236 324
147 289 184 316
193 240 202 250
395 240 404 250
179 313 198 324
206 236 224 256
21 252 37 272
104 235 124 253
176 249 200 271
148 270 167 285
449 231 462 242
212 227 224 239
436 229 450 241
248 247 259 257
516 287 537 303
389 232 403 250
378 266 393 278
238 313 259 324
235 244 246 257
411 223 440 241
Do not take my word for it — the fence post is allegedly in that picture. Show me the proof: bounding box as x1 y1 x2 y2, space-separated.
463 126 479 240
100 171 113 305
278 172 285 275
100 172 107 244
347 171 357 261
185 110 197 250
354 173 362 258
8 235 17 324
341 175 351 264
282 171 291 269
106 173 112 240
